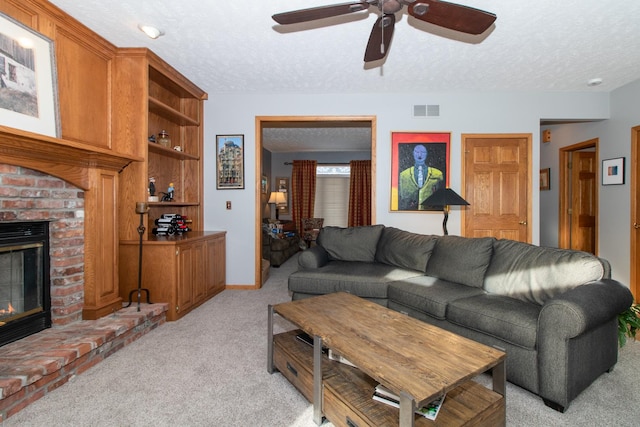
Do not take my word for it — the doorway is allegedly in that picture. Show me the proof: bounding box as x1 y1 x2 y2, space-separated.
558 139 598 254
254 115 377 289
461 134 532 242
631 126 639 300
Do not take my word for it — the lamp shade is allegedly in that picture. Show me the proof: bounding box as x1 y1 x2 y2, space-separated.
422 188 469 208
268 191 287 205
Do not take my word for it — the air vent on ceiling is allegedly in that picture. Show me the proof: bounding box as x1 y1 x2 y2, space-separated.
413 104 440 118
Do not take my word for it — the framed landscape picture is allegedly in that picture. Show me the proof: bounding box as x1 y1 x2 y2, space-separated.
216 134 244 189
390 132 450 211
0 12 60 137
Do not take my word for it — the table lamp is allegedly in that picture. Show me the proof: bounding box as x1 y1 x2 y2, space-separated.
422 188 470 235
268 191 287 220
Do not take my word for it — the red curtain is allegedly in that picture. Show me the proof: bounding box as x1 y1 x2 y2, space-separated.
291 160 317 234
348 160 372 227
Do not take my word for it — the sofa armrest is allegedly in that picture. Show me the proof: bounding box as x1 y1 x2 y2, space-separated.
539 279 633 339
298 245 329 269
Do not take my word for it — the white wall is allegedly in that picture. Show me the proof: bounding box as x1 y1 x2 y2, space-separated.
203 90 612 286
539 79 640 286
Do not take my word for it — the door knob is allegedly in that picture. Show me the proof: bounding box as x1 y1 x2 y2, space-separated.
635 223 640 229
519 220 527 225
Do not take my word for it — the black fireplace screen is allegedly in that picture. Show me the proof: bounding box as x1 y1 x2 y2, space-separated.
0 222 51 347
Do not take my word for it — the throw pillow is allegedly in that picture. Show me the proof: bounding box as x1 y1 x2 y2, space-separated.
375 227 438 272
317 225 385 262
425 235 495 288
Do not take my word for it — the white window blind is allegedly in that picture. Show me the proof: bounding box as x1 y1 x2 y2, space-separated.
314 170 350 227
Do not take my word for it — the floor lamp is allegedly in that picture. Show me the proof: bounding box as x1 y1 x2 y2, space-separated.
422 188 470 235
268 191 287 220
126 202 152 311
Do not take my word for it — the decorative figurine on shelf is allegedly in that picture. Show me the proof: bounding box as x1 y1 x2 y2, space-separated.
161 182 174 202
148 177 158 202
148 134 156 143
157 130 171 148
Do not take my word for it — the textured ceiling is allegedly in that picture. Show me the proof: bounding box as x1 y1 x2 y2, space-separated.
47 0 640 151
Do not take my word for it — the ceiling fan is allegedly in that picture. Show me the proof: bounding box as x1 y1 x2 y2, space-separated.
272 0 496 63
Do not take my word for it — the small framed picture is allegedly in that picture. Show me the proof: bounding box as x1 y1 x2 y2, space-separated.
540 168 550 191
216 134 244 189
261 175 268 194
602 157 625 186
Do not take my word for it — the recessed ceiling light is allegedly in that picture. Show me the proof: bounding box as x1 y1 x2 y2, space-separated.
587 78 603 87
138 24 164 39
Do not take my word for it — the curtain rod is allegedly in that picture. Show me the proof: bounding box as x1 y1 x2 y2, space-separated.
284 162 350 166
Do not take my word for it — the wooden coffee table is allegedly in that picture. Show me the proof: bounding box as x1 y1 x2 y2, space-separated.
268 292 506 427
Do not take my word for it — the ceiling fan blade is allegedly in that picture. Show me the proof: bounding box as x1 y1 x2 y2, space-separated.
364 14 396 63
272 2 370 25
408 0 496 35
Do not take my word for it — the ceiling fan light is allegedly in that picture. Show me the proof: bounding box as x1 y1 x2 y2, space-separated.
138 24 164 39
412 3 429 16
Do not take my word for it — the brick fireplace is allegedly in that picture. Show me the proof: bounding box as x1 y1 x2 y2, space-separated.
0 163 86 328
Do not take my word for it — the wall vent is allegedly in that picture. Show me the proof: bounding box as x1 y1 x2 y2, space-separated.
413 104 440 118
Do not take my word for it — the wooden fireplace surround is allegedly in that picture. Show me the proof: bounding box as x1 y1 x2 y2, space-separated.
0 0 145 319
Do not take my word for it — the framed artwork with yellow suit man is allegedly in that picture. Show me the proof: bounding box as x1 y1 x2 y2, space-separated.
390 132 450 211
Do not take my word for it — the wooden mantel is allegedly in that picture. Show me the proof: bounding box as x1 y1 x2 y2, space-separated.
0 126 140 190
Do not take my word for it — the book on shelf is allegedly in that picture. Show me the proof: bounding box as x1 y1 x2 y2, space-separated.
372 384 445 421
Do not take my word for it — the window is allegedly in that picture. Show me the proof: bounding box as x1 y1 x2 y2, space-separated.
314 166 350 227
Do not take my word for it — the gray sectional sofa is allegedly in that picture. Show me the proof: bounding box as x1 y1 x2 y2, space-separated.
288 225 633 412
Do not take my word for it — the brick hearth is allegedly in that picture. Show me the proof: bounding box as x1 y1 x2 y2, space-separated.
0 303 167 422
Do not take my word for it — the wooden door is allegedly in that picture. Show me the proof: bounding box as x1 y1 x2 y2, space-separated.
462 134 531 242
570 152 597 253
632 126 640 301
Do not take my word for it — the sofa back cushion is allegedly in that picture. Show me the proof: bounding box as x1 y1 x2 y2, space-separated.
425 235 495 288
375 227 439 272
483 239 606 305
317 225 385 262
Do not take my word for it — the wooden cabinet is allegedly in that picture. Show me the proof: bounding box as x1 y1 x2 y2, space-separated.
119 231 226 321
113 50 225 320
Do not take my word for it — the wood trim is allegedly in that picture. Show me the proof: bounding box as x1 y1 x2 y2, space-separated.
255 116 377 289
558 138 598 252
631 126 639 301
460 133 532 242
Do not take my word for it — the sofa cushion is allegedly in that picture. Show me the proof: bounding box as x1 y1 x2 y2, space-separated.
484 239 606 305
388 276 486 320
447 294 541 349
425 235 495 288
288 261 423 299
375 227 439 272
317 225 385 263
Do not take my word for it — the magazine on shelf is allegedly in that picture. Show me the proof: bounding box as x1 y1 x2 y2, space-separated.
327 349 357 368
372 384 445 421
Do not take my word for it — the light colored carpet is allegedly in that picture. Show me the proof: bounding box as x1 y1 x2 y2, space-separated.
4 253 640 426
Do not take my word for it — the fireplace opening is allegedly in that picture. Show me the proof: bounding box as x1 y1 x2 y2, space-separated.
0 221 51 347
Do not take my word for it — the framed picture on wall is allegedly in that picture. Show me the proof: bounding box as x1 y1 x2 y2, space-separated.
261 175 268 194
0 12 60 137
276 177 290 215
540 168 550 190
602 157 625 185
390 132 450 211
216 134 244 189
